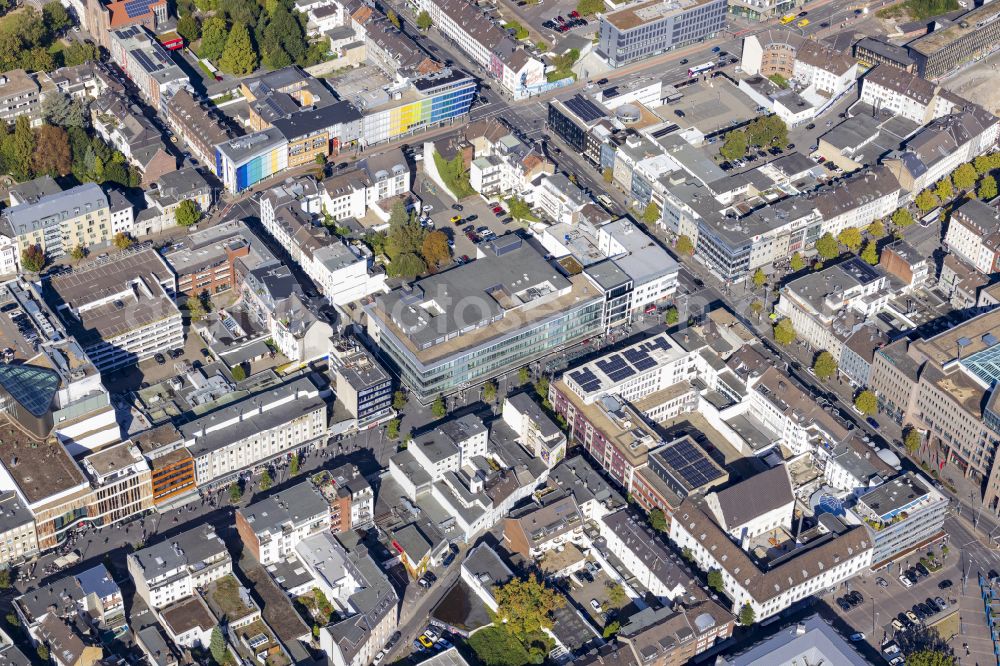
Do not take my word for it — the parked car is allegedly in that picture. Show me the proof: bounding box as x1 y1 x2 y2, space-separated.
850 633 865 642
597 77 608 85
938 579 953 589
450 215 462 223
906 610 920 624
425 571 437 582
465 214 478 222
891 619 905 632
837 597 851 611
154 353 166 365
373 650 385 664
866 417 880 429
451 204 464 211
418 577 431 588
899 574 913 588
876 577 889 588
934 596 948 609
916 562 930 577
590 599 602 613
418 635 434 648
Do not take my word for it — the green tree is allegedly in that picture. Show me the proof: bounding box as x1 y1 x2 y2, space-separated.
492 574 565 638
675 234 694 255
36 645 49 662
904 426 922 455
0 569 9 590
773 318 796 345
891 207 914 228
607 583 627 608
386 201 426 259
61 41 101 67
416 10 432 29
576 0 604 15
386 418 400 440
231 364 246 381
602 167 613 183
505 196 538 222
720 129 747 161
664 306 679 326
390 252 426 278
113 232 134 250
199 17 229 61
4 612 17 627
815 233 839 260
641 201 661 224
176 200 201 227
432 396 447 419
905 651 955 666
186 296 207 322
387 9 400 28
861 239 879 265
975 153 999 175
867 219 886 239
837 227 863 252
19 245 44 273
602 620 620 638
738 603 755 626
707 570 724 594
421 230 451 267
790 252 805 271
177 14 200 42
934 176 953 202
752 267 766 290
534 376 549 403
518 367 530 384
953 162 978 191
210 625 227 664
260 469 272 491
9 116 35 181
219 22 257 75
750 300 764 321
915 189 938 212
289 453 299 476
812 351 838 380
393 390 408 411
229 482 242 503
43 2 71 33
483 380 497 403
41 93 88 129
980 174 998 201
468 626 531 666
33 125 71 177
648 507 667 531
69 245 86 260
854 390 878 416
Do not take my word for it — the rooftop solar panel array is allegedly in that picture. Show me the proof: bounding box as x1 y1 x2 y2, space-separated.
657 438 724 489
564 95 605 124
570 368 601 393
124 0 155 18
596 354 635 382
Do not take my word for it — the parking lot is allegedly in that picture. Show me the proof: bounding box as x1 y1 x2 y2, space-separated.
564 561 618 626
420 187 520 262
498 0 596 48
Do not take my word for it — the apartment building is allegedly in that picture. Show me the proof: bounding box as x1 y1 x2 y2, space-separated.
531 173 590 225
0 69 42 125
90 91 176 186
814 166 901 238
944 198 1000 275
163 219 277 299
178 376 328 486
84 0 167 49
854 472 947 567
44 247 183 372
468 126 553 197
0 182 111 260
775 258 891 363
414 0 545 99
884 107 999 193
81 442 153 527
107 26 189 111
501 393 567 468
135 167 214 236
316 463 375 532
0 491 38 567
503 495 584 559
165 89 232 168
745 367 849 455
858 65 959 124
596 0 728 68
741 31 857 98
332 347 394 429
235 481 331 565
599 510 691 600
366 234 605 402
128 525 231 610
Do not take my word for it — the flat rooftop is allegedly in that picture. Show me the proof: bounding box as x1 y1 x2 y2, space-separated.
160 596 215 636
0 420 87 505
605 0 713 31
907 3 1000 57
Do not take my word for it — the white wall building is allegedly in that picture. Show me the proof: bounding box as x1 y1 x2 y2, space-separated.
128 525 231 611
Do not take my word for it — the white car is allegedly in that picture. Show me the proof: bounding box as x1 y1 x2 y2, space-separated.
373 650 385 664
590 599 602 613
423 205 434 212
898 574 913 588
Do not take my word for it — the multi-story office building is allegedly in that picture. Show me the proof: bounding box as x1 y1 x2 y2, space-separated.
235 481 331 565
814 166 901 238
132 424 198 509
128 524 231 610
854 473 947 568
0 182 111 260
178 376 328 486
163 219 277 299
630 436 729 516
943 198 1000 275
215 128 290 194
81 442 154 527
332 347 394 429
0 69 42 126
413 0 545 99
906 2 1000 79
366 234 605 403
854 37 916 72
596 0 729 68
44 247 183 372
107 26 189 111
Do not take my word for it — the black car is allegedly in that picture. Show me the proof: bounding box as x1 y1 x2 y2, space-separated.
169 348 183 359
674 109 685 118
912 605 926 620
837 597 851 611
425 571 437 583
916 562 930 577
502 217 513 225
542 20 555 28
787 143 795 150
597 78 608 85
154 353 166 365
442 551 456 566
849 591 864 605
926 597 940 612
452 204 464 211
938 579 953 589
805 123 816 130
680 58 689 65
729 57 738 64
720 161 731 170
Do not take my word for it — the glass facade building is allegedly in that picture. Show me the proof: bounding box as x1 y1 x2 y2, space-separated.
597 0 729 69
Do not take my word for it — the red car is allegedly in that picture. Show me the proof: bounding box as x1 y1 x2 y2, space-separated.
570 10 580 17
